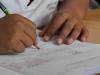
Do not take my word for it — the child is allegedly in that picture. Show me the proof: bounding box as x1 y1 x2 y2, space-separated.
0 0 89 54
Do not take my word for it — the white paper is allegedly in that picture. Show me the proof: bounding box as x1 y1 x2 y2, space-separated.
0 30 100 75
84 67 100 75
0 67 22 75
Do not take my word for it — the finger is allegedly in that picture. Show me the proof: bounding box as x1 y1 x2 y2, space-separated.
20 33 34 47
80 26 89 42
20 21 38 47
66 23 83 45
43 12 69 41
22 18 36 31
39 26 47 37
23 27 36 42
0 48 12 54
0 47 19 54
14 14 36 30
15 20 37 48
11 40 25 53
56 18 78 45
17 21 36 42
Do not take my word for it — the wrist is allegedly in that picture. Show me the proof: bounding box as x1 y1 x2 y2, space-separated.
58 0 89 19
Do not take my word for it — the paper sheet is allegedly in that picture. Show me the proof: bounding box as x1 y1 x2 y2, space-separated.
0 67 22 75
0 30 100 75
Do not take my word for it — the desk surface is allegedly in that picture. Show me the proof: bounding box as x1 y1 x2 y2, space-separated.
84 9 100 44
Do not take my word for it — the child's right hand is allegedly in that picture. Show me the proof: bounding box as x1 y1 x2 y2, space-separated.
0 14 36 54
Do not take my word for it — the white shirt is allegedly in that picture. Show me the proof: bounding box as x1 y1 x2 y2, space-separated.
0 0 59 27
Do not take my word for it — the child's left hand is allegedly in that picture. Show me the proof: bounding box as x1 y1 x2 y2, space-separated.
40 1 89 45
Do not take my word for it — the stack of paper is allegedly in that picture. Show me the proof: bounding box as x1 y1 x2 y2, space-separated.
0 30 100 75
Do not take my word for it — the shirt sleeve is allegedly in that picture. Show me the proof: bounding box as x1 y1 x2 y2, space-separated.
90 0 100 9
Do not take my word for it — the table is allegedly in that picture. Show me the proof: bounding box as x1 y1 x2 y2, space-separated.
84 9 100 44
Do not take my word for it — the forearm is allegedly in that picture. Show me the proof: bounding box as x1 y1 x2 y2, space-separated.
58 0 89 18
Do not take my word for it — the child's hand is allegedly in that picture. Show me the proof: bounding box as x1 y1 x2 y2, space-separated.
40 1 89 45
0 14 36 54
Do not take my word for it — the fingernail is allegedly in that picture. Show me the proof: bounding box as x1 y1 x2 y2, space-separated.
81 37 86 42
67 38 73 45
44 36 49 41
57 38 63 45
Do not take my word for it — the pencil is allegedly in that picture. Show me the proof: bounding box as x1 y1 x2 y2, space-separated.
0 1 10 15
